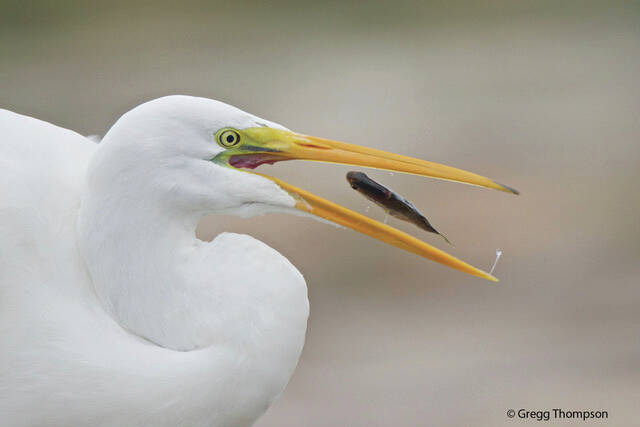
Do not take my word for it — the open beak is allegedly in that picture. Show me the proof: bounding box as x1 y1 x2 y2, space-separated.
218 127 518 281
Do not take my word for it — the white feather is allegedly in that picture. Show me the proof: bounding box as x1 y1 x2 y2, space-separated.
0 96 309 427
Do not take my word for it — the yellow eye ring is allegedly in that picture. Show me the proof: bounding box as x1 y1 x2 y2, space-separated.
216 129 241 148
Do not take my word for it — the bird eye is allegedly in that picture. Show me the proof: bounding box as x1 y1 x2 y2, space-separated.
216 129 241 148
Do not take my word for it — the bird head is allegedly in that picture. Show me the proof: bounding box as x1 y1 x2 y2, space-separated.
94 95 517 281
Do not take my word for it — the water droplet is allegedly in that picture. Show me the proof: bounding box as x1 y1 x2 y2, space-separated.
365 206 371 213
489 249 502 275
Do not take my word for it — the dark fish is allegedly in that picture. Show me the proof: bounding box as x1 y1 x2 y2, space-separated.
346 171 451 244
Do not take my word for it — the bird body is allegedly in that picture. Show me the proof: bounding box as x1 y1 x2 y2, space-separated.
0 103 308 426
0 96 515 426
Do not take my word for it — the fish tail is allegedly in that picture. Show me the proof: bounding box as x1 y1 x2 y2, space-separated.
438 232 453 246
418 217 453 246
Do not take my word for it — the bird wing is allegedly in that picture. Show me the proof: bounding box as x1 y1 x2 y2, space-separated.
0 109 97 299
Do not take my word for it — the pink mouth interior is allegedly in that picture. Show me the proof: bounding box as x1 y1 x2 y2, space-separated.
228 153 291 169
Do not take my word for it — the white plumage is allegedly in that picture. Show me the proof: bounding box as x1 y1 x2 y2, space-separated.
0 95 512 426
1 97 308 427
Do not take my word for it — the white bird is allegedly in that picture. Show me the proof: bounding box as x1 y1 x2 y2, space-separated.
0 95 517 426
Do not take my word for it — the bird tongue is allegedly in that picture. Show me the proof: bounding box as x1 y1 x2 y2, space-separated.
228 153 290 169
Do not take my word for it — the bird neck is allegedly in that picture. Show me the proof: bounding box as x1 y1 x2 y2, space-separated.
77 190 309 423
77 190 207 350
77 180 308 358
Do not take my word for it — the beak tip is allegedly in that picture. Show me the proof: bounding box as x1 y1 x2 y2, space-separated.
496 181 520 195
480 273 499 282
477 269 499 282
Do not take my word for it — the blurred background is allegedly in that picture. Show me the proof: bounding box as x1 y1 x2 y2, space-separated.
2 0 639 425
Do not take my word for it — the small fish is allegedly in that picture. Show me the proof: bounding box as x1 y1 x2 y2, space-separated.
346 171 451 244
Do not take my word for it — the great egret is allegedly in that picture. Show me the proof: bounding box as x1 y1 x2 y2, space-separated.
0 96 516 426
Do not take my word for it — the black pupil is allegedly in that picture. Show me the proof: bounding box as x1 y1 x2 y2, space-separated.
226 134 235 143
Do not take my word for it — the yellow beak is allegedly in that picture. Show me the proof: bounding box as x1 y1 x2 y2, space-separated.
221 127 518 281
